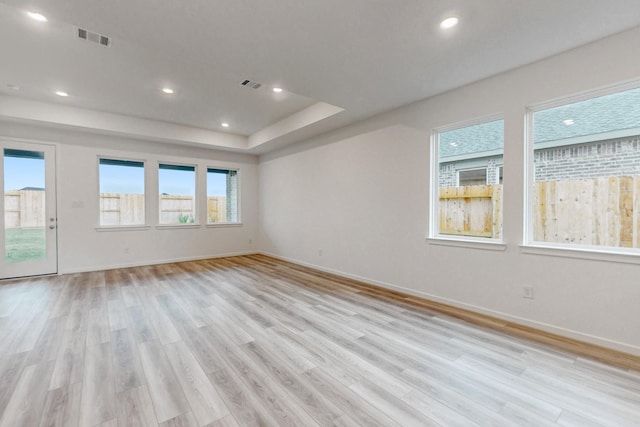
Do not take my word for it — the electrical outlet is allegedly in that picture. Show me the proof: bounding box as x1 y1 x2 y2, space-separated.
248 239 252 244
318 249 323 256
124 247 130 254
523 286 534 300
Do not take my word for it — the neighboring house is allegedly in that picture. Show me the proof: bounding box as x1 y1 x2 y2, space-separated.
439 87 640 186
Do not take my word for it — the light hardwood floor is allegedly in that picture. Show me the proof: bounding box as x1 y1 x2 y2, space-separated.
0 255 639 426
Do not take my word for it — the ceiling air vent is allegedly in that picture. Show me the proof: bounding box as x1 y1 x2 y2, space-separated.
77 27 110 47
241 79 262 89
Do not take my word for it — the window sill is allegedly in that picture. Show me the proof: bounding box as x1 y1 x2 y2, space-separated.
206 222 243 228
96 225 150 232
155 224 202 230
427 236 506 251
521 243 640 264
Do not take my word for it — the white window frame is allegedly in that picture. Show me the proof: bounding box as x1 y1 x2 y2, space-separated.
157 161 199 227
96 156 149 230
428 113 506 250
205 166 241 226
523 79 640 263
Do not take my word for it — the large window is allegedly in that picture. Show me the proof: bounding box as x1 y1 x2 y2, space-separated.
99 158 145 226
528 85 640 250
432 117 504 240
158 163 196 225
207 168 239 223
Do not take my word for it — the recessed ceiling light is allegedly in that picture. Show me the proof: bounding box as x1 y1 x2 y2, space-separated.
563 119 575 126
27 11 48 22
162 88 174 94
272 87 283 93
450 142 459 147
7 84 20 91
55 90 69 97
440 16 459 29
221 122 230 128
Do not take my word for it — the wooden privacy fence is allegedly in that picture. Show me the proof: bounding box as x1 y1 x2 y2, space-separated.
440 176 640 246
100 194 145 225
206 197 227 223
534 176 640 247
158 195 195 224
4 190 45 228
439 185 503 238
99 194 227 225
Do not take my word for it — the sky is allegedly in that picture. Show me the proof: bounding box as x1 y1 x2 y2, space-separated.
99 164 227 197
206 172 226 197
99 164 144 194
5 157 227 197
158 168 195 196
4 156 45 191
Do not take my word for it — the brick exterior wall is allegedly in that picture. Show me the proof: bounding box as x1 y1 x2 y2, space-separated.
486 158 499 184
439 163 458 187
534 135 640 181
439 135 640 187
439 157 500 187
226 171 239 222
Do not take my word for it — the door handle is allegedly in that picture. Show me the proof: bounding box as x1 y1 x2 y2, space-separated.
49 225 56 229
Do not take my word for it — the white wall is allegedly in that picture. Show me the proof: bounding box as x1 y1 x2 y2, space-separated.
1 121 259 273
259 26 640 355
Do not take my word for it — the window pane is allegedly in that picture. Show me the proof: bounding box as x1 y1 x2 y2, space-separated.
4 149 46 263
496 166 504 185
99 158 145 226
436 119 504 239
159 164 195 224
207 168 238 223
458 168 487 186
532 87 640 248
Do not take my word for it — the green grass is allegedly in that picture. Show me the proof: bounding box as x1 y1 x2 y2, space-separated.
5 228 46 263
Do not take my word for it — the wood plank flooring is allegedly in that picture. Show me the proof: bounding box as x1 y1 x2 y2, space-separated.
0 254 639 426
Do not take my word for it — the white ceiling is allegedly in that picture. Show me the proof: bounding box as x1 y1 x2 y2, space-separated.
1 0 640 153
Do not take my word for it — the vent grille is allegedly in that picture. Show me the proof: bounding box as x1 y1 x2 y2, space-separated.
241 79 262 89
77 27 110 47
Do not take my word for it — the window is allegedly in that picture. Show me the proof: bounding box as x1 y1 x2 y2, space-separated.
99 158 145 226
432 117 504 240
207 168 239 223
495 166 504 185
158 163 196 225
528 85 640 250
458 168 487 186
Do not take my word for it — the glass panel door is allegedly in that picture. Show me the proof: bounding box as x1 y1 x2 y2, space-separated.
0 141 57 279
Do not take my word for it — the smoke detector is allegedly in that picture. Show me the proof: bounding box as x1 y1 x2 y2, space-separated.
77 28 110 47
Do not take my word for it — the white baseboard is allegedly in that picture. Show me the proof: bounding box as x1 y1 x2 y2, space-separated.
259 251 640 357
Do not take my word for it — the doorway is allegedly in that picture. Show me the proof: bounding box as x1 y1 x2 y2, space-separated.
0 141 57 279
